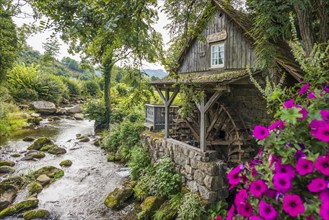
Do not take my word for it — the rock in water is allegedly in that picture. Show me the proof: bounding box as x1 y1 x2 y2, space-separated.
30 101 56 114
139 196 164 219
104 187 134 210
79 137 90 142
31 166 64 180
28 138 53 150
23 209 49 220
66 105 83 114
59 160 72 167
0 184 17 211
27 182 43 196
22 151 46 161
36 175 51 186
22 137 35 142
47 146 67 155
0 166 15 174
0 198 39 218
0 161 15 167
74 113 84 120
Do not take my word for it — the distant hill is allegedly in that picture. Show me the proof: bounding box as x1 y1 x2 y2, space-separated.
143 69 168 79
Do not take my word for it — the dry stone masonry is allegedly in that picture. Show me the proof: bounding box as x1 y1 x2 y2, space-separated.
142 134 228 202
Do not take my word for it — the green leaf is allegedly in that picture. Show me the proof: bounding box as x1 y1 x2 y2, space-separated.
280 107 302 124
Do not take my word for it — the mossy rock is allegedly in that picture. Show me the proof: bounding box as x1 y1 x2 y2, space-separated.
140 196 164 219
0 198 39 218
39 144 57 152
23 137 35 142
0 166 15 174
47 146 67 155
0 160 15 167
11 154 21 158
104 187 134 210
22 151 46 160
30 166 64 180
27 182 43 196
0 176 25 189
59 160 72 167
23 209 49 220
78 137 90 142
155 201 178 220
0 183 17 211
28 138 53 150
107 155 116 162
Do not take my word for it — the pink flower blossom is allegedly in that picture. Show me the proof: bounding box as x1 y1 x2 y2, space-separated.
234 189 248 206
259 200 277 220
283 194 305 217
268 154 281 168
283 99 294 108
215 216 222 220
320 189 329 202
250 216 263 220
310 120 329 142
250 180 268 197
268 120 285 131
226 205 234 220
227 166 242 186
295 158 313 176
321 110 329 121
297 107 308 120
295 149 306 161
322 83 329 93
275 162 296 178
265 189 277 198
298 83 310 95
307 90 316 99
307 177 327 192
315 155 329 176
237 202 253 217
273 173 292 193
253 125 270 140
320 201 329 220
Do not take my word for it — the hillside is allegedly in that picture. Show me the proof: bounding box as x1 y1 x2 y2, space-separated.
143 69 168 79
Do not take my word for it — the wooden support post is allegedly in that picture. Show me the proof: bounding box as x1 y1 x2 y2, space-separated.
196 91 223 152
155 87 179 138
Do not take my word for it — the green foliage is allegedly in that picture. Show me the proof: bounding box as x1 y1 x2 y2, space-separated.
129 145 151 180
0 100 27 136
38 72 69 104
82 80 101 97
177 192 205 220
83 99 107 128
61 77 81 97
207 200 228 220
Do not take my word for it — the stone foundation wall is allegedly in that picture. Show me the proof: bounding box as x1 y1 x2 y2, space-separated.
141 134 228 203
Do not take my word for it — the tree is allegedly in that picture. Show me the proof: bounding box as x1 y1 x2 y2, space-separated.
0 0 18 83
30 0 163 128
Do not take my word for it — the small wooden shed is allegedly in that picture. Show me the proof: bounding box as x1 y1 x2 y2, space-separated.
144 104 178 131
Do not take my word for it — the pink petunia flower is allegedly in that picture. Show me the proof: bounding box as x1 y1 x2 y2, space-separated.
310 120 329 142
237 202 253 217
268 120 285 131
320 110 329 121
307 177 327 192
268 154 281 168
320 189 329 202
253 125 270 140
234 189 248 206
307 90 316 99
226 205 234 220
297 107 308 120
283 99 294 108
273 173 292 193
295 158 313 176
227 166 242 186
265 189 277 198
298 83 310 95
283 194 305 217
320 201 329 220
315 155 329 176
250 180 268 197
259 200 277 220
275 162 296 178
322 83 329 93
215 216 222 220
250 216 263 220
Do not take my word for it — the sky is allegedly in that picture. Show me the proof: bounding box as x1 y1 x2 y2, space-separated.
13 0 170 70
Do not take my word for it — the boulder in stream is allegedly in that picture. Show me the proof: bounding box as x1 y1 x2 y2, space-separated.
27 182 43 196
22 151 46 161
78 137 90 142
0 198 39 218
139 196 164 219
31 166 64 180
0 160 15 167
28 138 53 151
47 146 67 155
22 137 35 142
0 183 17 211
74 113 84 120
30 101 56 114
23 209 50 220
59 160 72 167
36 174 51 186
0 166 15 174
10 154 21 158
104 184 134 210
66 105 83 114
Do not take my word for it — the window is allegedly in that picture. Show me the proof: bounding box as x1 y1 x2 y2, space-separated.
210 43 225 68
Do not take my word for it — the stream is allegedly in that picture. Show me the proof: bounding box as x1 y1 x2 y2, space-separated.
0 118 132 220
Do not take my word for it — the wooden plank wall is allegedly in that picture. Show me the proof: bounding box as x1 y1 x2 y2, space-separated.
178 10 256 74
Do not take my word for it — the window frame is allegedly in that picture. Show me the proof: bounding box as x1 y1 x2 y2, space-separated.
210 42 225 69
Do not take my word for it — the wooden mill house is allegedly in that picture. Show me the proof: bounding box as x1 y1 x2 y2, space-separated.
143 0 300 201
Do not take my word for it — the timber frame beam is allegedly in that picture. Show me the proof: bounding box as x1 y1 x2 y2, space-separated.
155 87 179 138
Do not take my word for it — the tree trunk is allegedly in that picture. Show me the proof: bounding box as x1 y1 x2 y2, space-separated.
103 57 113 130
317 0 329 43
294 4 314 56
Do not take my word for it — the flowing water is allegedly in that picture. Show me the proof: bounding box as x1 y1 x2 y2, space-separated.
0 118 132 220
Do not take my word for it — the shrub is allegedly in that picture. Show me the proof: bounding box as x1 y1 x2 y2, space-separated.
0 101 28 136
82 80 101 97
61 77 81 98
38 73 69 104
128 145 151 180
177 193 205 220
83 99 107 129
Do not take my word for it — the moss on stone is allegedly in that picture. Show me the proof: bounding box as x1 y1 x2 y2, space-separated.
22 137 35 142
107 155 116 162
10 154 21 158
155 201 178 220
23 209 49 220
47 146 67 155
0 176 25 189
0 198 39 218
28 138 53 150
104 187 133 210
140 196 163 218
31 166 64 180
53 170 64 179
59 160 72 167
0 160 15 167
39 144 56 152
27 182 43 196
